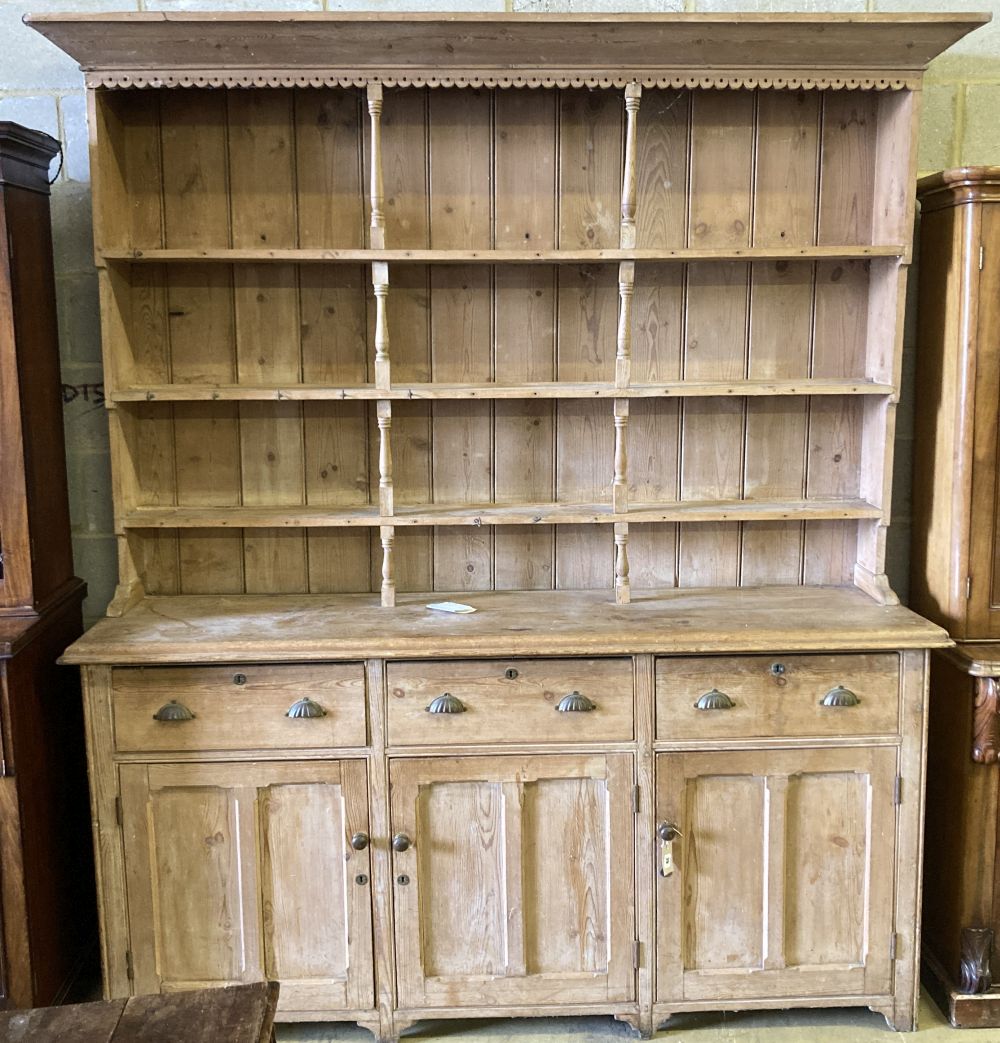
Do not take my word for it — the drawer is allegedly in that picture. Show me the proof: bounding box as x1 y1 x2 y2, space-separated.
387 658 633 746
656 653 899 740
112 663 367 752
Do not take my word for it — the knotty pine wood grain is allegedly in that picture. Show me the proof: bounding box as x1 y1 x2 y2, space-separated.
390 753 634 1008
105 245 905 264
427 90 493 588
37 18 984 1036
27 13 989 85
229 90 307 595
386 656 632 746
494 88 558 588
655 745 895 1002
654 652 900 741
95 83 917 598
121 761 373 1014
112 662 366 752
61 586 947 665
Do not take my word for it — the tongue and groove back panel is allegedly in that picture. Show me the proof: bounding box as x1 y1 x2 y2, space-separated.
94 84 906 598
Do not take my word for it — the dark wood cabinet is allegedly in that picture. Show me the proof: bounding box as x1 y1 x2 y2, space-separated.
912 167 1000 641
0 123 93 1008
913 167 1000 1026
921 645 1000 1027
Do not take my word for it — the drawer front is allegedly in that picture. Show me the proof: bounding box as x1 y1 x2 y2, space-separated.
113 664 367 752
656 653 899 740
387 658 633 746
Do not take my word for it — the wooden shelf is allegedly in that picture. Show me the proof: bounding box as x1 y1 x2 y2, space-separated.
26 12 989 93
72 27 944 607
99 246 905 265
122 499 882 530
111 380 895 403
58 586 950 666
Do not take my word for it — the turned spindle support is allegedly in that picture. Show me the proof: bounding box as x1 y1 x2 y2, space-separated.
377 400 394 517
614 523 630 605
620 82 642 246
367 83 385 249
616 261 634 389
613 399 629 515
379 525 396 608
616 83 640 391
373 261 390 390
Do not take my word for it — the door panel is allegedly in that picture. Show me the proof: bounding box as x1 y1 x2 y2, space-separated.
120 760 373 1014
656 747 895 1003
784 771 870 967
522 776 611 976
969 203 1000 639
147 782 258 986
391 753 635 1009
685 774 766 973
417 779 507 979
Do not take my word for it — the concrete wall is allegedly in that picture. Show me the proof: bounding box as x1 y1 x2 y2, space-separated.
1 0 997 624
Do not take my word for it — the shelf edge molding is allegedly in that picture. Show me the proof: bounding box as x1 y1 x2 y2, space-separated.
98 245 906 264
121 498 883 530
24 13 990 93
110 380 897 403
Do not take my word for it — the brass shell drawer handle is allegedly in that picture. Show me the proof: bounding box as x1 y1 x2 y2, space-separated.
286 697 327 718
820 685 860 708
555 692 597 713
694 689 735 711
426 693 466 714
152 700 195 722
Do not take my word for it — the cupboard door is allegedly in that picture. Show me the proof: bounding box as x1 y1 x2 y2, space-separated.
390 753 635 1009
120 760 373 1015
968 203 1000 639
656 747 895 1003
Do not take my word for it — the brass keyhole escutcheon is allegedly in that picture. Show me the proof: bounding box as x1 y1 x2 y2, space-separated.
505 667 519 680
233 673 247 686
397 874 410 886
355 874 369 886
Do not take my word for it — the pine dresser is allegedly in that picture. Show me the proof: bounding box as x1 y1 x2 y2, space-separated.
27 13 987 1039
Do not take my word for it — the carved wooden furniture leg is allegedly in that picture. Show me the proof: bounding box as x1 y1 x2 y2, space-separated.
972 677 1000 764
960 927 994 994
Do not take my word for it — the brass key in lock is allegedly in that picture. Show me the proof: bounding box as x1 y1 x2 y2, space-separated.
657 821 683 877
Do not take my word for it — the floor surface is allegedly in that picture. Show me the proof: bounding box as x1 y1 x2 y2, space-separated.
276 993 1000 1042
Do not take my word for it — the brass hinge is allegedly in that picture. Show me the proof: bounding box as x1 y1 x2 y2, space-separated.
632 785 640 814
633 940 641 969
980 244 985 271
968 575 974 600
115 795 123 827
894 775 902 806
125 950 134 981
890 932 899 960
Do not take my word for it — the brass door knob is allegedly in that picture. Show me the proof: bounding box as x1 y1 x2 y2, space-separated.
350 832 370 851
657 822 682 842
391 833 411 852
